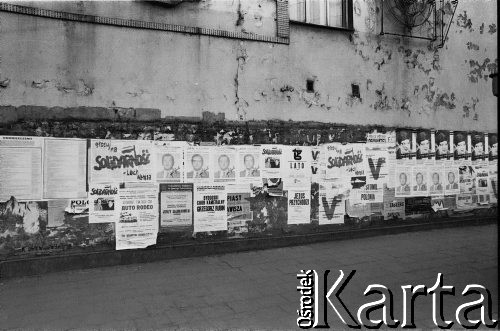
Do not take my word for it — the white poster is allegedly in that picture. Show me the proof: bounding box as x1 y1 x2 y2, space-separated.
489 161 498 204
428 165 445 196
363 141 389 203
444 166 460 195
459 165 476 194
90 139 154 183
212 147 237 183
0 136 43 200
386 131 398 189
193 184 227 232
235 145 262 184
185 146 211 183
88 183 119 223
318 179 345 225
394 165 412 197
260 145 284 177
411 166 429 197
44 138 87 199
159 183 193 229
116 187 159 250
283 145 312 180
474 163 490 195
310 146 326 182
155 144 184 182
287 186 311 225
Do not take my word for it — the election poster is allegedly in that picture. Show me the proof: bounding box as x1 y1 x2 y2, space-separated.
283 145 312 180
405 197 432 217
396 129 416 163
383 199 406 220
474 163 490 195
212 147 237 183
471 132 487 164
363 139 389 203
226 184 252 237
428 165 445 196
394 165 412 197
444 166 460 195
260 145 284 177
459 165 476 194
193 184 227 232
411 166 429 197
453 131 471 166
263 177 284 197
115 187 159 250
318 179 345 225
185 146 211 183
155 145 184 182
488 133 497 161
159 183 193 230
90 140 154 183
431 195 456 212
65 199 89 215
88 183 119 223
385 131 398 188
236 145 261 184
287 186 311 225
44 138 87 199
489 161 498 204
455 194 475 211
435 130 453 163
416 129 435 165
325 143 366 200
0 136 43 200
310 146 325 182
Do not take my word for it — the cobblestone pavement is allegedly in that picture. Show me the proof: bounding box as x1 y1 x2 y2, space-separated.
0 224 497 330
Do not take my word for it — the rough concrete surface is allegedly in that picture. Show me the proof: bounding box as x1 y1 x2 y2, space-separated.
0 224 497 330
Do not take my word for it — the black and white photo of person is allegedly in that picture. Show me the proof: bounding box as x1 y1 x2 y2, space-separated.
157 153 181 179
240 154 260 177
214 154 235 179
435 131 451 159
416 130 431 159
429 171 444 194
413 171 427 192
186 153 209 178
446 171 459 190
489 134 497 160
471 133 485 160
93 198 115 211
396 129 412 159
453 132 468 159
396 170 411 194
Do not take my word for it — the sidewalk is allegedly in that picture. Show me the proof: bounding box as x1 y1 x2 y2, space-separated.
0 224 497 330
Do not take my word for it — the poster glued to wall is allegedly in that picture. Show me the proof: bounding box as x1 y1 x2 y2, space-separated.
159 183 193 230
236 145 262 184
88 182 119 223
154 145 184 182
193 184 227 233
185 146 212 183
287 184 311 225
212 147 237 183
318 179 346 225
260 144 284 178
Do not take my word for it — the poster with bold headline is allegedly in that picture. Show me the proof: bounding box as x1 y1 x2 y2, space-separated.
193 184 227 232
90 140 154 183
363 140 389 203
212 147 237 183
159 183 193 230
115 187 159 250
155 145 184 183
0 136 43 200
226 184 252 237
310 146 326 182
318 179 345 225
287 187 311 225
260 145 284 178
383 198 405 220
474 163 490 196
385 131 397 189
236 145 262 184
88 183 119 223
283 145 312 180
459 165 476 194
185 147 211 183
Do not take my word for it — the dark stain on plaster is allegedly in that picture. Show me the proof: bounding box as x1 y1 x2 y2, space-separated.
236 1 245 26
468 58 496 83
372 85 391 111
434 92 456 110
488 24 497 34
0 78 10 88
479 23 484 34
462 97 479 119
466 42 480 51
456 11 473 32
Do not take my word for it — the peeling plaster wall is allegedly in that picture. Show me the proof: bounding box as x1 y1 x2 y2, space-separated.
0 0 497 132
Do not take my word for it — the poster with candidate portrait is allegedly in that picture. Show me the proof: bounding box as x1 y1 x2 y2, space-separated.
411 166 429 197
416 129 435 165
394 165 412 197
428 165 445 196
396 129 416 163
88 182 119 223
260 145 284 178
155 145 184 183
443 166 460 195
185 146 211 183
236 145 261 184
435 130 453 164
453 131 471 165
212 147 237 183
488 133 498 161
470 132 487 163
